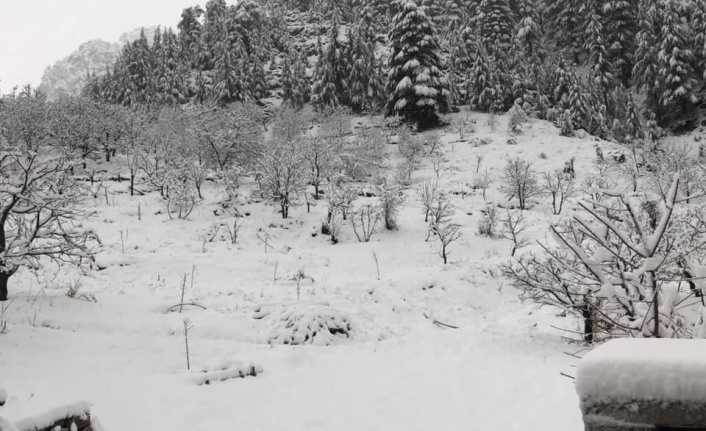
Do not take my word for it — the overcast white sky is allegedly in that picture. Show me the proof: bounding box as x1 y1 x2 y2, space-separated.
0 0 203 93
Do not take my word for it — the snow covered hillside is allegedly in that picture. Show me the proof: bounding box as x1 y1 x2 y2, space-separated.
0 110 604 430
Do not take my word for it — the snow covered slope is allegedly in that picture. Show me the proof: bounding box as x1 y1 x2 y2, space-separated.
0 111 609 430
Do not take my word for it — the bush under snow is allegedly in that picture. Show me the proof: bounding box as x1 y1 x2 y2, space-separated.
253 302 352 346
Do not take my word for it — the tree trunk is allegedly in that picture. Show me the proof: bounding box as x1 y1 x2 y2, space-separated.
0 272 9 302
130 174 135 196
580 304 594 344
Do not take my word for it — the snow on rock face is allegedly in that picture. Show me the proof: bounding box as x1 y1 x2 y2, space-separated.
576 339 706 403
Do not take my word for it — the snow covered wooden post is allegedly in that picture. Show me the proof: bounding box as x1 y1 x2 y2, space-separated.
576 339 706 430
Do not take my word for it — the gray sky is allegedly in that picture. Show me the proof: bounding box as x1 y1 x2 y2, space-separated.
0 0 201 93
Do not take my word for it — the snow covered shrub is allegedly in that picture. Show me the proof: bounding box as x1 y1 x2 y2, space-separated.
166 174 197 220
486 113 499 132
253 302 352 346
559 109 574 137
378 184 405 230
500 157 540 210
502 177 706 343
322 212 343 244
342 128 388 180
454 113 476 140
351 204 381 242
472 169 493 201
399 132 424 166
477 205 498 238
507 103 529 134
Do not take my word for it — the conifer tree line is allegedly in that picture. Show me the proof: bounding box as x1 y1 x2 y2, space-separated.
81 0 706 132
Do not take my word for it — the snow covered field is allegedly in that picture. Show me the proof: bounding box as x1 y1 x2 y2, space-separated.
0 112 606 430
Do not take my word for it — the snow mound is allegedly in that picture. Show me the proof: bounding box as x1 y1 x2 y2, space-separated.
577 339 706 403
0 388 6 406
0 418 18 431
253 302 352 346
193 361 264 386
13 401 91 431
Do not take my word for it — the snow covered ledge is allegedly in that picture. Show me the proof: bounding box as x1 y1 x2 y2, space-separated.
576 339 706 430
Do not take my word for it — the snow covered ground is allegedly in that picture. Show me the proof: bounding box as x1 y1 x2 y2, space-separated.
0 112 603 430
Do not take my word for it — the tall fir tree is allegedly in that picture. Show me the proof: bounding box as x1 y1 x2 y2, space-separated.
632 0 662 116
478 0 515 56
515 0 544 60
584 0 614 105
544 0 587 64
178 6 204 68
311 21 349 110
602 0 638 87
202 0 228 70
466 42 499 112
655 0 699 129
385 1 449 128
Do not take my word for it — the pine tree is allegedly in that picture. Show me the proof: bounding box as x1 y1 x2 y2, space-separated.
632 0 662 116
623 94 642 142
123 29 153 105
348 30 371 112
202 0 228 70
311 22 349 110
385 1 449 128
248 54 268 100
567 78 590 131
515 0 544 60
584 0 614 105
293 52 312 108
282 54 296 105
602 0 638 87
694 0 706 78
544 0 587 64
178 6 204 67
159 28 187 104
656 0 699 129
478 0 515 56
466 42 498 112
211 41 246 105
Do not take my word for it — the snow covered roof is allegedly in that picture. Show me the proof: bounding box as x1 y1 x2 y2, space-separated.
576 338 706 403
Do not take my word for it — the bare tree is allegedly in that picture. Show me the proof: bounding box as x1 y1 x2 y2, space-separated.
500 209 529 256
543 170 575 215
500 157 540 210
418 179 439 223
426 194 461 264
193 103 262 171
303 136 341 200
351 204 380 242
0 93 99 301
258 138 308 219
